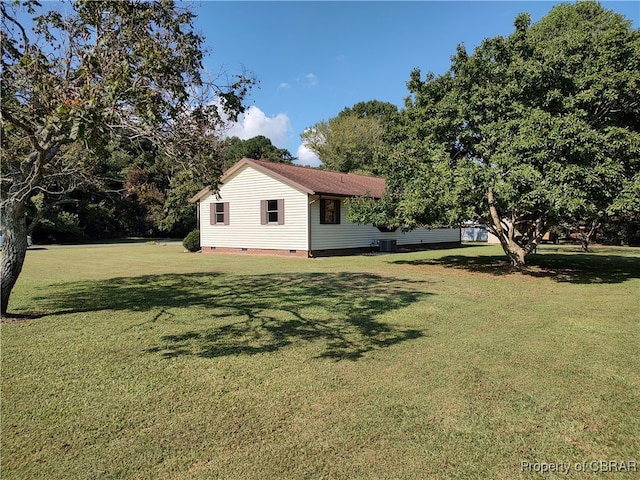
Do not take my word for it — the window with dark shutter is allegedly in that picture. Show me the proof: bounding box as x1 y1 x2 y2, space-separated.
267 199 278 223
261 199 284 225
210 202 229 225
320 199 340 224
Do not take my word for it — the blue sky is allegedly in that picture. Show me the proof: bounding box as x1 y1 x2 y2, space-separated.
196 1 639 166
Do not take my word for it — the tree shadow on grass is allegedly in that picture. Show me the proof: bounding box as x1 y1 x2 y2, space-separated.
36 272 431 360
391 252 640 284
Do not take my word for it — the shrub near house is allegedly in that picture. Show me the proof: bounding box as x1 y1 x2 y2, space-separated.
183 230 201 252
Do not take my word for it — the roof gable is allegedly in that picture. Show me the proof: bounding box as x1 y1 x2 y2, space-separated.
189 158 387 202
222 158 315 195
229 158 386 198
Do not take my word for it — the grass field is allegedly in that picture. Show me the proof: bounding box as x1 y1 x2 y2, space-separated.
2 243 639 479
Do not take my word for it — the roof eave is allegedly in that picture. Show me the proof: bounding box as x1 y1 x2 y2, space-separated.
313 191 384 199
189 186 212 203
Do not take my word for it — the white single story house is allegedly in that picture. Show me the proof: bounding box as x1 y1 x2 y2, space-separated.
189 158 461 257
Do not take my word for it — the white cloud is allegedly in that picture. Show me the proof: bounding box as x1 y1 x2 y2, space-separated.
295 143 321 167
305 73 318 87
278 82 291 89
226 106 291 148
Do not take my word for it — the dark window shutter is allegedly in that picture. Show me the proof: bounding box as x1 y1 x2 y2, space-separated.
260 200 267 225
277 199 284 225
223 202 229 225
210 203 217 225
335 200 341 224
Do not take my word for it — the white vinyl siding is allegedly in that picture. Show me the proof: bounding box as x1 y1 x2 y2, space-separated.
310 197 460 250
200 165 308 250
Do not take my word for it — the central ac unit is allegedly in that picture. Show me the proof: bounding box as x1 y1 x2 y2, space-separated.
378 239 397 252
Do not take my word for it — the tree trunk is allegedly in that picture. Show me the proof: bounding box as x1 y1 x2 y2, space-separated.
580 221 600 252
1 201 28 316
580 234 590 252
503 240 527 268
487 226 530 269
486 186 529 269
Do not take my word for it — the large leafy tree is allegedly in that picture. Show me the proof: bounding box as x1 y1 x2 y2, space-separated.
0 0 253 314
301 100 398 174
350 2 639 267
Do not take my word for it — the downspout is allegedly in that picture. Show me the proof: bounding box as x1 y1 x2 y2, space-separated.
308 196 318 257
196 201 201 248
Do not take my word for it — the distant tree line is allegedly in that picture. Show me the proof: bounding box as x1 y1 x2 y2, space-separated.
24 135 293 243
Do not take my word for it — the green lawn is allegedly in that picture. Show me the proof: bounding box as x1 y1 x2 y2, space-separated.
2 243 639 479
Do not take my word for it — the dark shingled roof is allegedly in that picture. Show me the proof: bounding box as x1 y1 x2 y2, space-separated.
190 158 386 202
240 158 386 198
